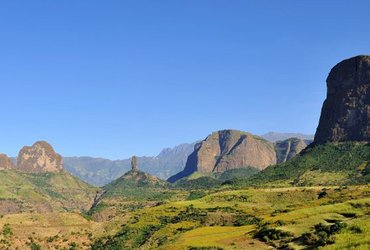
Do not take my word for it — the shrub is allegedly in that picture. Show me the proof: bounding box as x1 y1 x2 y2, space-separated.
254 227 293 242
2 224 12 237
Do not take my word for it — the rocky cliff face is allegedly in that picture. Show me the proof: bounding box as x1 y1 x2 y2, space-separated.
168 130 276 182
315 55 370 144
275 138 310 163
0 154 14 170
16 141 64 173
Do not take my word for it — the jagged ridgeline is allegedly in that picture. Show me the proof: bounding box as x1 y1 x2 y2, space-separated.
0 141 97 213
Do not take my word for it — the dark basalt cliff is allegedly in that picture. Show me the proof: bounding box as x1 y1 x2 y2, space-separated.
315 55 370 144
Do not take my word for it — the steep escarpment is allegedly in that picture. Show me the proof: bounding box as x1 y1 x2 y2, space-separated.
15 141 64 173
315 55 370 144
168 130 277 182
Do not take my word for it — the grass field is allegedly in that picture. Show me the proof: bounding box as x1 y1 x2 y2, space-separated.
91 185 370 249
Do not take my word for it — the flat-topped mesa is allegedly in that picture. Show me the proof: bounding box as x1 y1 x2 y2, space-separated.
0 154 14 170
15 141 64 173
131 156 138 172
314 55 370 144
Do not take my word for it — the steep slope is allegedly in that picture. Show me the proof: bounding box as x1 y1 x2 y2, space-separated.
168 130 276 182
64 142 196 186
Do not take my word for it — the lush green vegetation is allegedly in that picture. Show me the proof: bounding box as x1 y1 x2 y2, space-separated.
0 170 97 213
230 142 370 187
173 167 260 190
91 185 370 249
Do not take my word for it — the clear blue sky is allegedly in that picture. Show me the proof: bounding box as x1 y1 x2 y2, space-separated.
1 1 369 159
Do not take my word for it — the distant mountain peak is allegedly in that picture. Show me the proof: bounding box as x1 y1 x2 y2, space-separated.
261 132 314 142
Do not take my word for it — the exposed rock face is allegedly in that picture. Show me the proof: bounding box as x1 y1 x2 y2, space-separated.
0 154 14 170
131 156 138 171
16 141 64 173
315 55 370 144
168 130 276 182
275 138 310 163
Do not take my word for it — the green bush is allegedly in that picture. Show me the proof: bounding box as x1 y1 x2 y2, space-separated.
254 227 293 242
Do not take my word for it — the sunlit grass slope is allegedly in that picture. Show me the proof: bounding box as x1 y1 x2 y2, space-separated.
92 185 370 249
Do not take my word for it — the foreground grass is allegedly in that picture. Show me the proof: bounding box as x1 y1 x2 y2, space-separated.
92 185 370 249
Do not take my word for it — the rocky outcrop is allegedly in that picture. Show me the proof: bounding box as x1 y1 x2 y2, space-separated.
168 130 276 182
314 55 370 144
275 138 310 163
16 141 64 173
131 156 138 171
0 154 14 170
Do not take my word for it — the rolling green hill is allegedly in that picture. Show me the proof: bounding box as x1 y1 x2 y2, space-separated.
91 185 370 250
0 170 97 214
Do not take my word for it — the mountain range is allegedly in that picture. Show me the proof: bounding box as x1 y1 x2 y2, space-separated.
64 142 196 186
64 132 313 186
0 55 369 249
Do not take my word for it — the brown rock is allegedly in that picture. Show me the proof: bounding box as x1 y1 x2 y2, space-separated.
314 55 370 144
168 130 276 182
0 154 14 170
275 138 310 163
16 141 64 173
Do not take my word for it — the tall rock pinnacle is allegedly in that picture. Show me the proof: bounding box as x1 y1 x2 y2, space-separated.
131 156 138 171
314 55 370 144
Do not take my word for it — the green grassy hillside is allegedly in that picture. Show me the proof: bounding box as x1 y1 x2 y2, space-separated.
229 142 370 187
91 185 370 249
173 168 260 190
0 170 97 214
89 170 187 220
